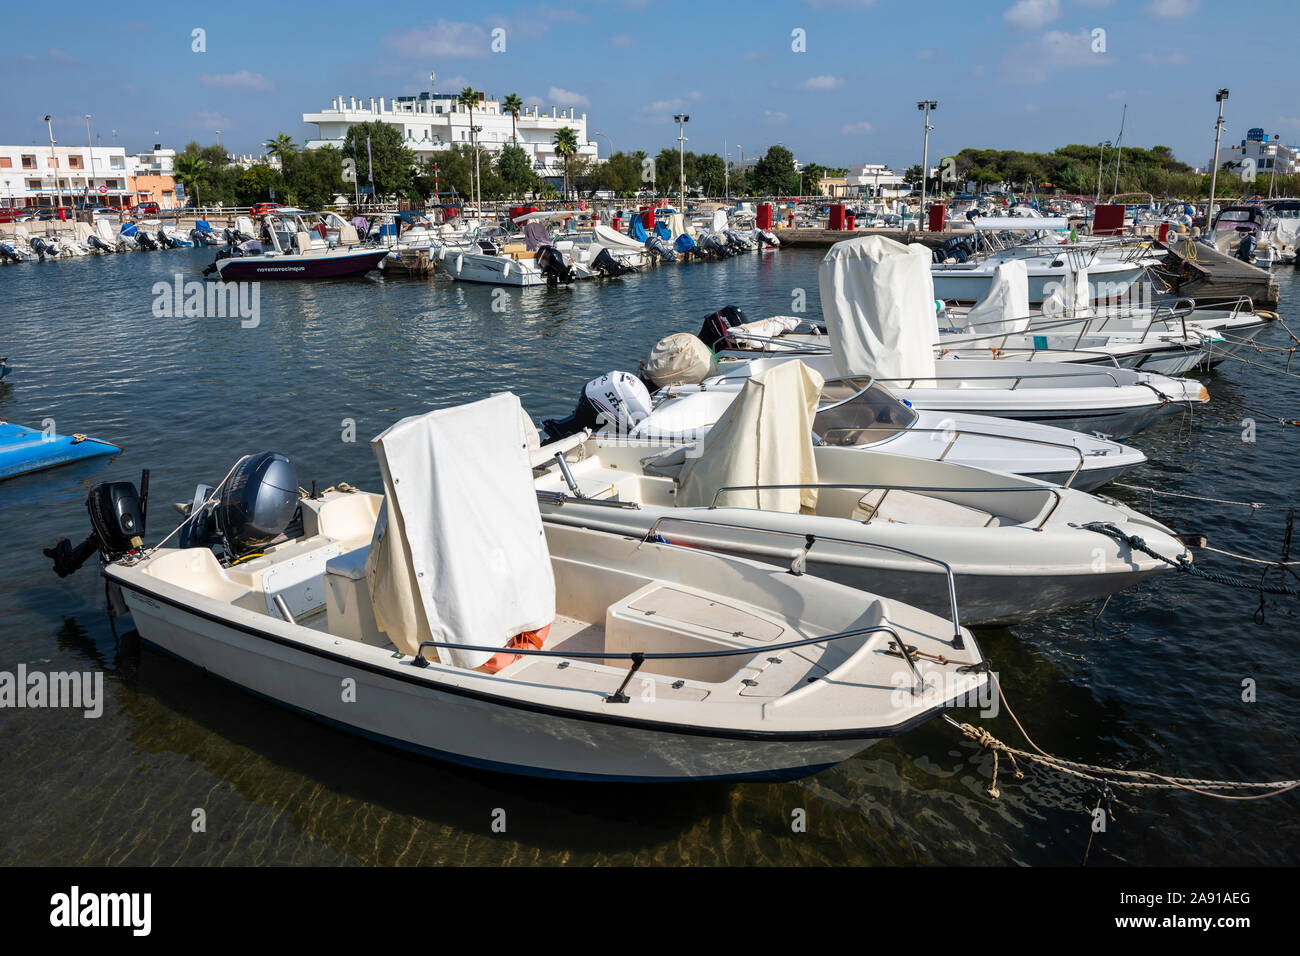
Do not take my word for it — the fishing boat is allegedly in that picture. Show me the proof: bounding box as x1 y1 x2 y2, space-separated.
0 421 121 481
533 362 1193 626
47 394 988 782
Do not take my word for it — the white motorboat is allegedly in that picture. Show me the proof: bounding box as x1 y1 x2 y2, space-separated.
533 362 1192 626
51 394 989 782
713 236 1210 439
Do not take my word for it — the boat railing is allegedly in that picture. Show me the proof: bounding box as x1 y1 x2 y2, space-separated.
633 513 965 652
702 480 1062 533
413 621 938 700
817 424 1088 488
874 367 1127 389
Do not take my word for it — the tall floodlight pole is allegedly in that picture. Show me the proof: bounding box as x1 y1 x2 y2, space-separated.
44 115 64 213
1095 141 1110 204
917 100 937 232
1206 89 1229 231
471 125 483 211
674 113 689 211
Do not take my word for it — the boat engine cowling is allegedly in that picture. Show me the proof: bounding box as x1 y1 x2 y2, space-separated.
1236 232 1258 263
45 479 148 578
179 452 299 557
644 235 678 262
539 372 653 444
590 247 633 277
536 245 577 284
697 305 749 350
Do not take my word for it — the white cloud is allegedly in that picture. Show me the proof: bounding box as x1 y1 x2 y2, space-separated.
188 110 235 131
547 86 590 108
383 20 490 58
611 34 636 48
1146 0 1199 17
1001 29 1111 82
840 121 874 134
802 74 844 91
1106 89 1127 100
763 111 789 124
1003 0 1061 30
200 70 274 91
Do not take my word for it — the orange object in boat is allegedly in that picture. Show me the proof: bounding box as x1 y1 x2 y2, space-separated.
476 624 551 674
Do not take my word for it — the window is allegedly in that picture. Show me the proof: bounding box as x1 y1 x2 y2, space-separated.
0 157 10 168
69 156 83 169
21 155 36 169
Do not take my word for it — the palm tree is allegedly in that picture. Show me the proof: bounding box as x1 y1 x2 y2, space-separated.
458 87 480 206
552 126 578 200
173 154 208 209
262 132 296 163
502 93 524 144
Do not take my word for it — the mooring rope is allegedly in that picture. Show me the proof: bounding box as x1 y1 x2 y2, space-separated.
946 674 1300 801
1107 483 1269 511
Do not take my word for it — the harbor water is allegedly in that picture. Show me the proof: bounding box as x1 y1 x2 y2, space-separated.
1 247 1296 865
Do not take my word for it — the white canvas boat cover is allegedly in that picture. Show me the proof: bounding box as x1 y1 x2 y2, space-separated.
677 360 823 514
820 235 938 380
73 221 94 242
1041 267 1091 318
365 393 555 669
666 212 689 238
593 223 645 251
1273 218 1300 252
95 220 116 243
963 259 1030 334
711 209 728 233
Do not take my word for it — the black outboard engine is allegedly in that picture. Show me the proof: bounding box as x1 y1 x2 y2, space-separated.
88 234 113 253
696 233 729 259
935 236 973 263
29 236 56 261
135 231 158 251
697 305 748 350
1236 231 1258 263
644 234 678 262
724 228 753 252
539 372 653 444
591 247 633 277
46 475 149 578
536 245 577 285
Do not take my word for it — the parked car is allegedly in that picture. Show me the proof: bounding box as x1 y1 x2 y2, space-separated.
135 201 161 216
250 202 284 216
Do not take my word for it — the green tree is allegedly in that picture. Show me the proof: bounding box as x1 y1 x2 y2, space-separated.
237 163 284 205
283 146 344 209
552 126 579 200
752 145 799 196
695 153 726 196
502 93 524 144
262 132 296 163
341 122 415 201
173 154 208 208
496 144 539 197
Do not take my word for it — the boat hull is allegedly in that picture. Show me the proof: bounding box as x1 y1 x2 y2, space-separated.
0 422 120 481
111 576 886 782
215 248 388 281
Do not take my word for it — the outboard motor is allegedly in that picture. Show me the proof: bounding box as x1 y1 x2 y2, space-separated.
697 305 748 350
644 234 678 262
590 247 633 277
87 234 113 253
45 475 150 578
1236 231 1258 263
536 245 577 285
753 228 780 248
724 228 753 252
1 242 24 263
539 372 653 444
135 230 158 251
29 236 56 261
696 233 729 259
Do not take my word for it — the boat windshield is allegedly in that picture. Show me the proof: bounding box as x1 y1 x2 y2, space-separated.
813 379 918 445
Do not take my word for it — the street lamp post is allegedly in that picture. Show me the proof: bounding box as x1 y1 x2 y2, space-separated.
917 99 937 232
84 114 95 206
1268 131 1280 199
593 130 613 157
1095 141 1110 204
1206 88 1229 232
471 125 483 211
673 113 690 211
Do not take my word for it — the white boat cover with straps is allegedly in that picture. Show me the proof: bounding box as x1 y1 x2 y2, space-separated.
365 393 555 669
677 360 823 514
820 235 939 380
962 258 1031 334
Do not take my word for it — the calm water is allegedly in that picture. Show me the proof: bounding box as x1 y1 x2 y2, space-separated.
1 246 1296 866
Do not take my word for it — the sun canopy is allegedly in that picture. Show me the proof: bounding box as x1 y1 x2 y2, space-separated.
819 235 939 380
962 258 1031 335
971 217 1070 231
677 360 823 514
365 393 555 670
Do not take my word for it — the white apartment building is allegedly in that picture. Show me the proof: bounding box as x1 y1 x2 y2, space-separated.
0 144 130 208
1212 128 1298 179
302 88 598 187
126 146 176 177
845 163 906 198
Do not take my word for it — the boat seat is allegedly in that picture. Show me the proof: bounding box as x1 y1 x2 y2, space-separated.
324 544 388 647
853 489 1008 527
294 231 314 255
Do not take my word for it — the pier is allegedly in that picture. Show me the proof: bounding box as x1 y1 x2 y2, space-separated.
1160 238 1280 309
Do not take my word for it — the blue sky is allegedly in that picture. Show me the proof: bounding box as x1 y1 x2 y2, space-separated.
3 0 1296 171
